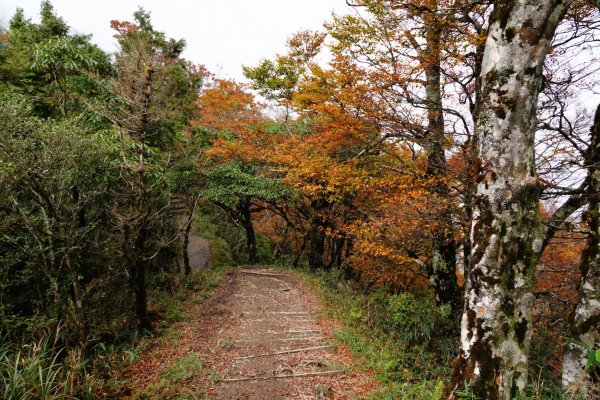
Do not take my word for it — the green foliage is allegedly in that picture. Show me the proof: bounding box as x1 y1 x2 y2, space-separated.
567 338 600 371
255 233 274 264
361 380 446 400
201 163 291 208
193 205 234 267
0 1 204 343
453 380 576 400
387 293 449 345
0 2 112 120
110 7 203 150
243 56 301 103
297 268 454 392
0 92 127 339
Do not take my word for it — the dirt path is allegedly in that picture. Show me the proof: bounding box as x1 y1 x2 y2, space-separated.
125 268 371 399
205 268 361 399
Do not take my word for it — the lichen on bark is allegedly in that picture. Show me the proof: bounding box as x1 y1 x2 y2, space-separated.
562 104 600 395
450 1 571 399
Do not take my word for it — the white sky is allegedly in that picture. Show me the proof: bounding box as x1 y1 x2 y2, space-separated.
0 0 351 81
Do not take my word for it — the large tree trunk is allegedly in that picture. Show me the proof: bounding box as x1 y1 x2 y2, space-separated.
562 104 600 395
451 2 570 399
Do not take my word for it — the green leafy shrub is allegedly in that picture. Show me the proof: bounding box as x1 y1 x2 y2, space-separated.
256 233 273 264
387 293 446 345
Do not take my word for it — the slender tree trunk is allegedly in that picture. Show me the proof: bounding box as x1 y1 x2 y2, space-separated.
240 201 257 264
130 218 151 332
132 259 151 332
128 64 154 332
562 104 600 394
407 3 462 313
306 200 329 270
307 226 326 270
293 235 307 269
245 221 257 264
63 247 88 341
451 2 570 399
183 212 193 276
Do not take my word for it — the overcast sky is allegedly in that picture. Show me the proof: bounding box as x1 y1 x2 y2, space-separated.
0 0 351 81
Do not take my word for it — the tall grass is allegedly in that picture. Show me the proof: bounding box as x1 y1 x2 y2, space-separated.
0 334 76 400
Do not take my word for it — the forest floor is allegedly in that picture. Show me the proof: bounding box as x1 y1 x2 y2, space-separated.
123 267 375 399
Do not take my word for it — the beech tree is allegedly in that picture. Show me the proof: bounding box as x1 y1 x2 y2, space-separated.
326 0 483 312
451 1 573 398
562 104 600 395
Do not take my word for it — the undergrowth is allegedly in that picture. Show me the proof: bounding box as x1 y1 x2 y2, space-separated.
292 267 455 399
291 267 577 400
0 267 226 399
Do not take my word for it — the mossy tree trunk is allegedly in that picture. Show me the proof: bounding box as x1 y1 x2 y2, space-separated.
562 104 600 394
398 1 461 313
451 1 570 399
561 3 600 393
423 14 462 315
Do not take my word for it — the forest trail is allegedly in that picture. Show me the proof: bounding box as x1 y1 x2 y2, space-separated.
125 268 371 399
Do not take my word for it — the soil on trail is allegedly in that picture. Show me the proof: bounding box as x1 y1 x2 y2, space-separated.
204 269 364 399
126 268 372 399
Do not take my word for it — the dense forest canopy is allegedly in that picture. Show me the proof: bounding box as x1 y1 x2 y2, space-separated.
1 1 599 399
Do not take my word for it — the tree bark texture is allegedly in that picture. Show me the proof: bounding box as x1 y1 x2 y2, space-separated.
562 104 600 395
452 1 570 399
307 226 326 270
421 3 462 313
240 200 257 264
183 218 192 276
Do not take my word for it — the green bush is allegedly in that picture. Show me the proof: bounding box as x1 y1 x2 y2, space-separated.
387 293 446 345
208 237 234 267
255 233 273 264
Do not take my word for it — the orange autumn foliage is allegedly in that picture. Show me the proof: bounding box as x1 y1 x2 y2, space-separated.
193 78 263 135
197 51 457 289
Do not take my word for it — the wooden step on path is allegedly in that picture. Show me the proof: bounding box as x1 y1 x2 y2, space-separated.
222 369 345 383
212 268 348 398
234 345 334 360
